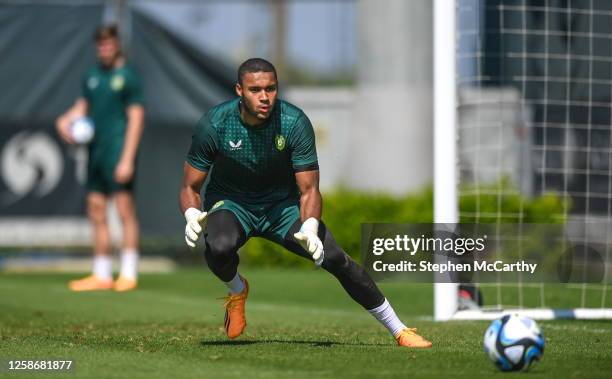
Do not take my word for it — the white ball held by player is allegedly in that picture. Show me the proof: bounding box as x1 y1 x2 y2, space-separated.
70 117 95 144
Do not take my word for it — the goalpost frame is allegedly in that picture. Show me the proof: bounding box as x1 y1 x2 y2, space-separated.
433 0 459 321
433 0 612 321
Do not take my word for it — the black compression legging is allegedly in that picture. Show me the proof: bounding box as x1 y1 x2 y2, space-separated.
203 210 385 310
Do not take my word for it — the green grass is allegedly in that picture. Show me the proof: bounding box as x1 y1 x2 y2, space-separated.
0 269 611 379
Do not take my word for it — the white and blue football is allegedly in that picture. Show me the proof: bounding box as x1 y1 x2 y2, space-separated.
70 117 95 144
483 314 545 372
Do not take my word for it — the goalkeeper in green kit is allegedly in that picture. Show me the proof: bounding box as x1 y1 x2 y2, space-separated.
179 58 431 348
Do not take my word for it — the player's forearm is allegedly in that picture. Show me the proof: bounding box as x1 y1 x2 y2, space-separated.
299 188 322 221
120 107 145 163
56 113 74 128
179 186 202 214
180 163 208 214
57 99 88 128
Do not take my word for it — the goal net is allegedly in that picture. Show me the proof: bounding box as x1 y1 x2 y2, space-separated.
434 0 612 320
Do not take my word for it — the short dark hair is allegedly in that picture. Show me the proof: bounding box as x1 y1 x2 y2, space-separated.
94 24 119 41
237 58 277 84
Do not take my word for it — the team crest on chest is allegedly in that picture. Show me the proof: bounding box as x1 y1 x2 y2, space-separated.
110 75 125 91
275 135 286 151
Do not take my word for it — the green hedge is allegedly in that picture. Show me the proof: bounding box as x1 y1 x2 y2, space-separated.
239 185 567 267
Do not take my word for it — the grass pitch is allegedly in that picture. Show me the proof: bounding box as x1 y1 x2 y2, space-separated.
1 268 611 379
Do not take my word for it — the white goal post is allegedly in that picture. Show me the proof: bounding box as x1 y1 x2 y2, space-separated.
434 0 459 321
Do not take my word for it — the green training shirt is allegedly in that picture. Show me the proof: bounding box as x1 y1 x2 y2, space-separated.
187 98 319 206
81 63 144 159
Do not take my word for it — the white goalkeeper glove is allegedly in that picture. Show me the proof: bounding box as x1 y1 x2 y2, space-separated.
293 217 324 267
184 207 208 248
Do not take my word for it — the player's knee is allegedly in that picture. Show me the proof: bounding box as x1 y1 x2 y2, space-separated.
87 201 106 224
114 194 136 220
116 207 137 225
206 234 240 258
322 246 350 271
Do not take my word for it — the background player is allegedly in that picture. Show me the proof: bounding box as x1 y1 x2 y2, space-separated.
56 25 145 292
179 58 431 348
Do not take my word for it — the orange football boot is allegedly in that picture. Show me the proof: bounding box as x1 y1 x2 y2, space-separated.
222 277 249 339
113 276 138 292
395 328 433 348
68 275 113 292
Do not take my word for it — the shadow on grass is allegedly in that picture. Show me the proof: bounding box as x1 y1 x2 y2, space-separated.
200 339 386 347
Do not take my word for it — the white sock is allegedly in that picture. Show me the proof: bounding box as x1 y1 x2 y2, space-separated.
93 255 113 280
119 249 139 280
368 298 407 337
224 272 244 294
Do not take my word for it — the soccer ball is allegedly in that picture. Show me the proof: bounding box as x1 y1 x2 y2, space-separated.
70 117 95 144
483 314 545 372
